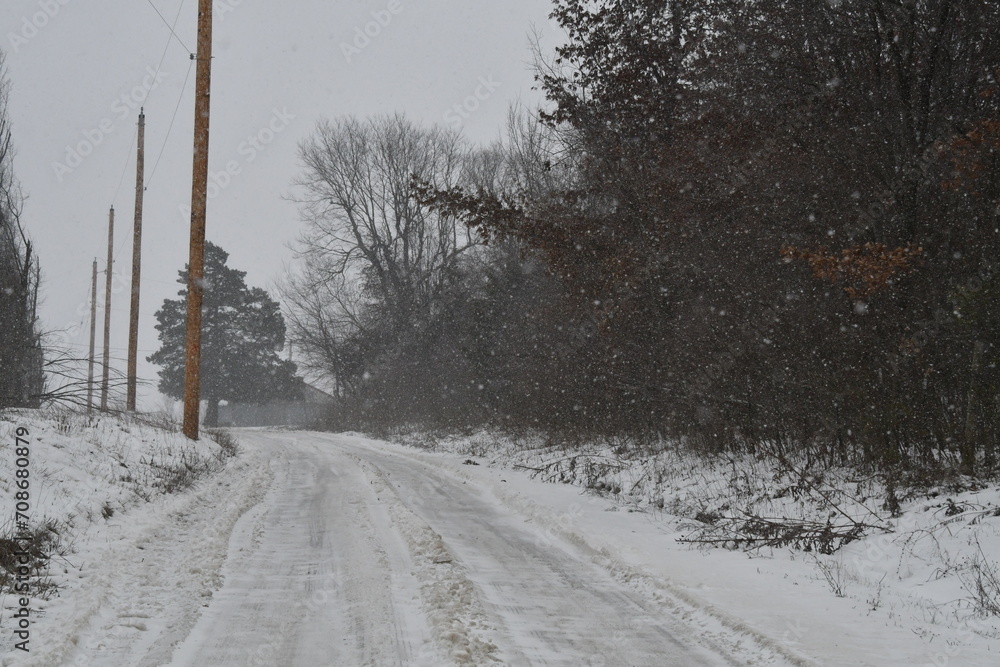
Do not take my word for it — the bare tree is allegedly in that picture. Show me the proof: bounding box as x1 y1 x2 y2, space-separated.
293 115 476 328
284 115 490 422
0 50 43 408
281 260 366 398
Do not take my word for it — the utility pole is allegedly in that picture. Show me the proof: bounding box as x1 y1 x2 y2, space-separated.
183 0 214 439
127 109 146 411
101 207 114 412
87 259 97 413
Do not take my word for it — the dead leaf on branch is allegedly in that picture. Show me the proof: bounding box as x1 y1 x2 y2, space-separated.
781 242 923 300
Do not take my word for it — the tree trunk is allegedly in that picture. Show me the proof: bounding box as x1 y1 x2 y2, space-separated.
961 341 985 476
205 396 219 428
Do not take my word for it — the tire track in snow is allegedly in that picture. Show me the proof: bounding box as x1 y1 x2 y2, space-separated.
167 436 442 666
351 454 501 665
333 436 728 666
337 434 818 667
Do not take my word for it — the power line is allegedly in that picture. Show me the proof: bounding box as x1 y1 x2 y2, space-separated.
144 0 193 55
147 59 194 189
110 2 189 255
113 1 185 212
144 0 188 111
62 341 160 355
154 0 187 76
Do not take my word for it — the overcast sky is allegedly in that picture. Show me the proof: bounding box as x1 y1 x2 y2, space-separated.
2 0 559 410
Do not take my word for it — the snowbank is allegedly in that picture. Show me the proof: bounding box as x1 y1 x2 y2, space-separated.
0 408 264 665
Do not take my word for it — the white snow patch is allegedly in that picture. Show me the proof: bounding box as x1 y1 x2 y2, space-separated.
0 409 271 666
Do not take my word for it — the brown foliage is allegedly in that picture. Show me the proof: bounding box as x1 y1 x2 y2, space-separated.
412 177 643 307
781 243 923 301
940 117 1000 197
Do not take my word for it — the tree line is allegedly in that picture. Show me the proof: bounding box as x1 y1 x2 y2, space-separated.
0 51 42 409
284 0 1000 475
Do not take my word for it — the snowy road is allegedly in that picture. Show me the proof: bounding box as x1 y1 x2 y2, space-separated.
28 431 801 667
171 431 732 666
13 424 996 667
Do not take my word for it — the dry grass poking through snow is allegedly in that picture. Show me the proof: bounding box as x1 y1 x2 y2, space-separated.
0 407 237 600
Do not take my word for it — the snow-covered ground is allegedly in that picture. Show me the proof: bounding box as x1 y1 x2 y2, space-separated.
410 431 1000 666
0 409 253 665
1 413 998 665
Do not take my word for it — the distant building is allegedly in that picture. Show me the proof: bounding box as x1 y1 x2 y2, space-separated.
217 382 335 428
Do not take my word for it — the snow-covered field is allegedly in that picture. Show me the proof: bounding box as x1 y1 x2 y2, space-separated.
1 411 998 665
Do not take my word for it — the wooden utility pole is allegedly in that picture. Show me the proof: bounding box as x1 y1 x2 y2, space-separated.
127 109 146 411
183 0 214 439
87 259 97 413
101 207 114 411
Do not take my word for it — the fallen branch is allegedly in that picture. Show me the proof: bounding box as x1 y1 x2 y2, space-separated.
679 512 885 554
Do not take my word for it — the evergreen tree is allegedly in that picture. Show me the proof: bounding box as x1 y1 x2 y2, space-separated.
149 242 302 426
